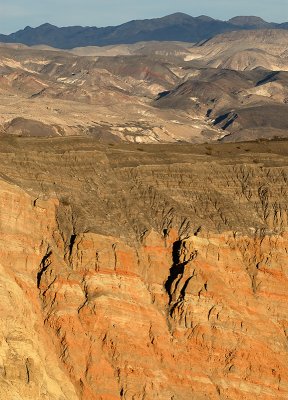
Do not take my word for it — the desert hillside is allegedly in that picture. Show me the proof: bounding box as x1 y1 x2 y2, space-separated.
0 29 288 143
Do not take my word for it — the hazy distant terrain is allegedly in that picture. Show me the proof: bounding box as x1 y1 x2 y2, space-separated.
0 27 288 143
0 13 288 48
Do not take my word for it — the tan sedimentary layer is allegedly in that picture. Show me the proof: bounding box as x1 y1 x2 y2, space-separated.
0 181 78 400
1 139 288 399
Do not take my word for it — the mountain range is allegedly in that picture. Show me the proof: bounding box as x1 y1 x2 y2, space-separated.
0 13 288 48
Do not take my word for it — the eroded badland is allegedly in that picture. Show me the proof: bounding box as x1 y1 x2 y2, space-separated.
1 137 288 399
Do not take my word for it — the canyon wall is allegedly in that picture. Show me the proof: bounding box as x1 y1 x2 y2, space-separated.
1 138 288 399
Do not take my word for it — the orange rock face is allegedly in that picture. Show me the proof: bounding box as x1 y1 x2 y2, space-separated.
1 140 288 399
1 180 288 399
0 181 78 400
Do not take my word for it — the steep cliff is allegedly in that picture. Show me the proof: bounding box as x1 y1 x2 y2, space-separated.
1 137 288 399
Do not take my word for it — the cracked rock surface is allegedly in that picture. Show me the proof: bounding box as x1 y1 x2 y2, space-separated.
1 137 288 399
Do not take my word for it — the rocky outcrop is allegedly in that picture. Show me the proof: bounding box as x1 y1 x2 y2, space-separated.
1 138 288 399
0 181 78 400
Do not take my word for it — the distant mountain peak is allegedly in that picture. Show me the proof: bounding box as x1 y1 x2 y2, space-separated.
165 12 191 17
38 23 57 29
196 15 216 22
161 12 193 21
228 16 269 26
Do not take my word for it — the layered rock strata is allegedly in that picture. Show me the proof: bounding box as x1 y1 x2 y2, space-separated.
1 137 288 399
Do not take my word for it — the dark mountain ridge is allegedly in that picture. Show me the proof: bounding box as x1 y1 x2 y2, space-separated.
0 12 287 49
